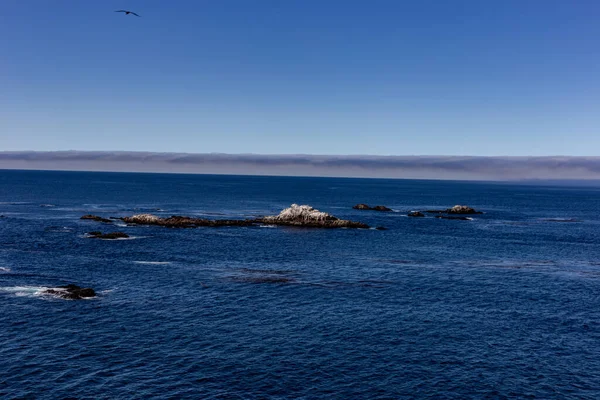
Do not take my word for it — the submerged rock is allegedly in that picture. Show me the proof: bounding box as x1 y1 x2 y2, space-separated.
43 284 96 300
88 231 130 239
435 215 471 221
352 204 392 212
81 215 113 223
373 205 392 211
258 204 370 229
408 211 425 217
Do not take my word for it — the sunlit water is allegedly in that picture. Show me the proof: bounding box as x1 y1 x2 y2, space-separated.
1 170 599 399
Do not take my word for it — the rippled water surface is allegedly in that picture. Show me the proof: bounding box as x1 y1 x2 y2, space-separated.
1 170 600 399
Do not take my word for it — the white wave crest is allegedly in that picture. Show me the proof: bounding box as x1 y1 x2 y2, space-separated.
0 286 49 297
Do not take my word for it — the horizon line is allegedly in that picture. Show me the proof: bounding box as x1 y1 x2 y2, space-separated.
0 150 599 182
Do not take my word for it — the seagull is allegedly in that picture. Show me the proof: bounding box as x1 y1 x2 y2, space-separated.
115 10 140 17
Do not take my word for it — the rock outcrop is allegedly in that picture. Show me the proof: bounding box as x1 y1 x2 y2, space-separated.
258 204 369 228
43 284 96 300
446 205 483 215
407 211 425 217
121 214 255 228
81 215 113 223
352 204 392 212
424 205 482 215
88 231 130 239
115 205 370 229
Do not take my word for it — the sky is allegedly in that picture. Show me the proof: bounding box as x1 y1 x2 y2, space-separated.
1 0 599 156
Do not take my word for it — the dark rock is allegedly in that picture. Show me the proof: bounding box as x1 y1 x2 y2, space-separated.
408 211 425 217
121 214 255 228
81 215 113 223
435 215 471 220
42 284 96 300
424 205 482 215
372 205 392 212
88 231 130 239
353 204 392 211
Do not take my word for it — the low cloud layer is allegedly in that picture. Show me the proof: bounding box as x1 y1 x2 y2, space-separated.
1 151 600 181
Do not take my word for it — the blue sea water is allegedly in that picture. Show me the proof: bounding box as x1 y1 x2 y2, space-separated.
1 170 599 399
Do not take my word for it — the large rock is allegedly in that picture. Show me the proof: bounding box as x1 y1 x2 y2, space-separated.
81 215 113 223
121 214 255 228
258 204 369 228
43 284 96 300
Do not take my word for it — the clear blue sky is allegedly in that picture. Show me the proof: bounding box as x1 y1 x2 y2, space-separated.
1 0 599 155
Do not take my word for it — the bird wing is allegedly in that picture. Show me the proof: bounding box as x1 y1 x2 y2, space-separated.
130 12 141 17
115 10 127 13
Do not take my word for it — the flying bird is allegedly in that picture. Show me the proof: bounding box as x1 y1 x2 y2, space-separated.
115 10 140 17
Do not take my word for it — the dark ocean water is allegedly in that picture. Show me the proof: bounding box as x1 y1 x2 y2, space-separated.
1 170 600 399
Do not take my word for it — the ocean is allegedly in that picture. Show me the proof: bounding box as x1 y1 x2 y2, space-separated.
1 170 599 399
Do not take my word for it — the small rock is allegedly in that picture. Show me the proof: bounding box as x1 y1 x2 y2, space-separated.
446 205 482 215
88 231 130 239
353 204 392 211
81 215 113 223
372 205 392 212
408 211 425 217
43 284 96 300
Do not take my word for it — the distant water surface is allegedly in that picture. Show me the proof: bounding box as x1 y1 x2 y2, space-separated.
1 170 599 399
